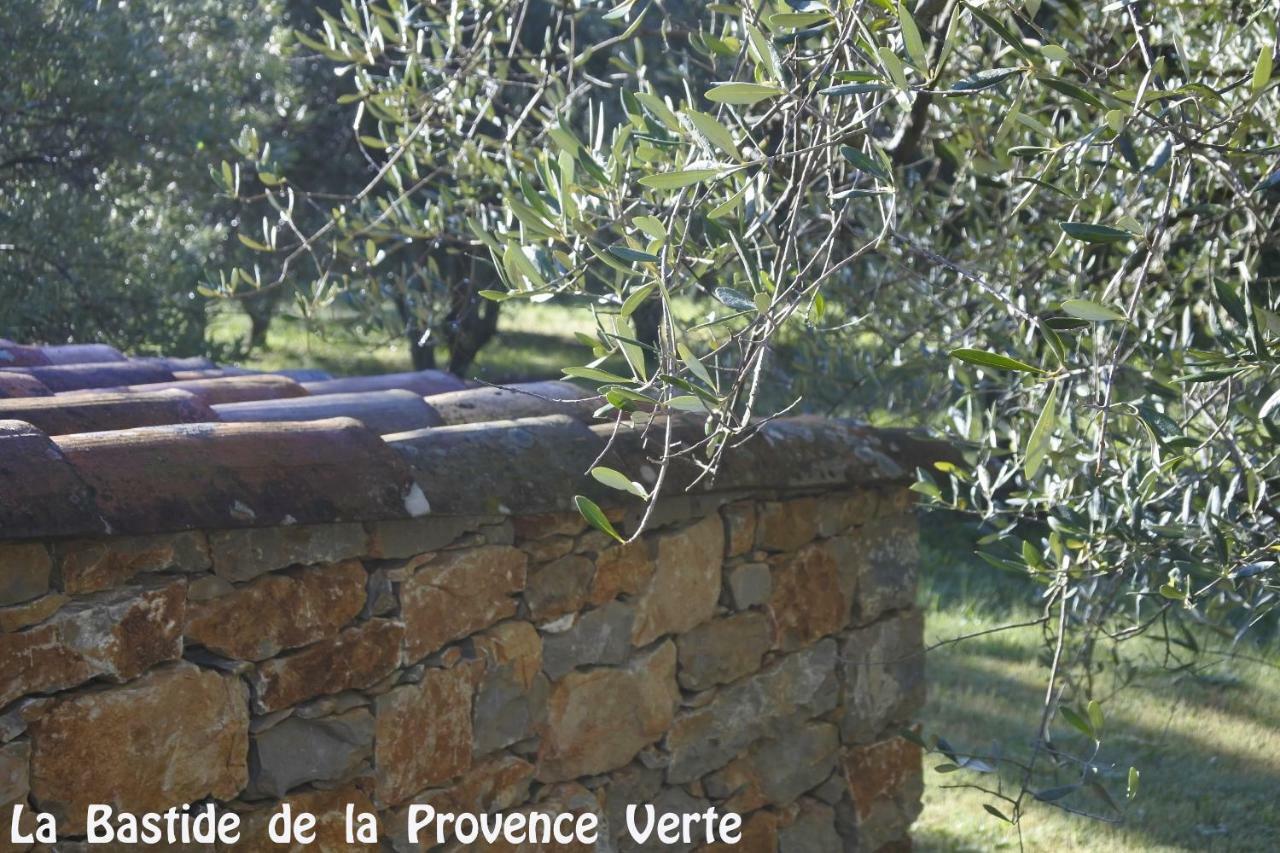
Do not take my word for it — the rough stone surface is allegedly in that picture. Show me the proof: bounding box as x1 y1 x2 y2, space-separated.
667 640 839 783
631 515 724 646
675 611 771 691
523 535 575 564
854 515 919 625
235 785 379 852
724 562 772 611
0 593 66 633
375 659 480 805
367 515 478 559
0 544 52 607
401 546 526 661
514 512 587 540
251 618 403 713
815 490 879 537
383 753 536 850
185 559 366 660
208 523 368 583
841 736 923 851
0 578 185 707
538 641 678 782
525 554 595 623
706 722 840 810
722 501 757 558
0 740 29 805
589 540 655 606
247 708 373 799
471 621 548 756
754 499 820 552
698 810 778 853
27 663 248 834
542 602 635 680
840 609 925 744
54 532 210 594
777 799 842 853
767 539 856 651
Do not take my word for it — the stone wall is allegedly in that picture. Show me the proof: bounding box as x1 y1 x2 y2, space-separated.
1 484 924 852
0 345 935 851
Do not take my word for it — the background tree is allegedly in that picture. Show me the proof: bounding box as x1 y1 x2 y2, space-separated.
214 0 1280 833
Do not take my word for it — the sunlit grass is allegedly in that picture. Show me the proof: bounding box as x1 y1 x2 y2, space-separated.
916 520 1280 852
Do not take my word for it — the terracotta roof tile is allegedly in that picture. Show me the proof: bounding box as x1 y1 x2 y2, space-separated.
0 338 946 541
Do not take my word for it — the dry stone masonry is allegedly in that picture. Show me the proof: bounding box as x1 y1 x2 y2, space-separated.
0 338 940 851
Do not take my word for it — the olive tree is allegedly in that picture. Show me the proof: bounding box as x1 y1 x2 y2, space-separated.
215 0 1279 833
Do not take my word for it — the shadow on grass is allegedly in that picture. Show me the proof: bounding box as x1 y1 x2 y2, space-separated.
917 512 1280 851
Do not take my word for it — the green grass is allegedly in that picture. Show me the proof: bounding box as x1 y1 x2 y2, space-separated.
206 303 1280 851
915 518 1280 852
206 301 597 383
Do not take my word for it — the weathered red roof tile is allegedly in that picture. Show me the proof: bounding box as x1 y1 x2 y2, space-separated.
40 344 127 364
0 420 105 539
302 369 466 397
428 381 597 425
0 373 52 399
213 389 442 435
102 374 308 405
2 362 174 392
0 389 216 436
54 418 423 534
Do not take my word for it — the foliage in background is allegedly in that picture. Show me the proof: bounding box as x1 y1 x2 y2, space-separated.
211 0 1279 837
0 0 361 354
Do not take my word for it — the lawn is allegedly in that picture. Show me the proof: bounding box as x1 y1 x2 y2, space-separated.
206 302 1280 852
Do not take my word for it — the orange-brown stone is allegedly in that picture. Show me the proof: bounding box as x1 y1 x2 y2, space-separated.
766 540 853 650
631 516 723 646
588 540 655 606
754 498 820 553
0 579 185 707
697 810 778 853
185 560 367 660
537 641 677 782
27 663 248 834
843 736 922 821
401 546 526 661
54 532 209 594
232 784 378 852
250 618 403 713
374 659 481 805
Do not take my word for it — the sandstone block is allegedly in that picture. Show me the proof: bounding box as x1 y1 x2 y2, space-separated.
667 640 838 783
588 540 655 606
382 754 535 850
754 499 820 552
697 810 778 853
471 622 548 755
250 619 403 713
839 609 925 745
706 722 839 811
0 594 66 633
631 515 723 646
0 579 185 707
401 546 526 661
53 532 210 594
766 539 856 651
854 515 919 624
367 516 481 559
724 563 772 611
0 544 51 607
27 663 248 834
537 641 678 782
209 523 368 583
542 602 635 680
523 535 575 564
234 785 379 852
185 560 366 660
0 740 29 805
375 659 481 805
676 611 771 691
525 555 594 623
247 707 374 799
841 736 923 851
514 512 588 540
777 799 841 853
815 490 879 538
722 501 757 558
